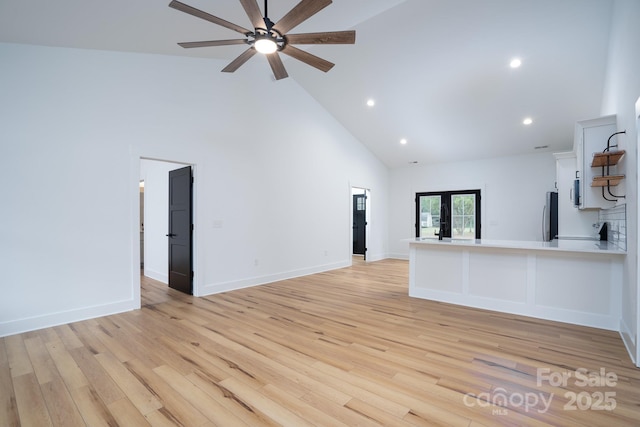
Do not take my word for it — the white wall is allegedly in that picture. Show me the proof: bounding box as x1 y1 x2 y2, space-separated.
600 0 640 365
388 152 557 258
0 42 389 336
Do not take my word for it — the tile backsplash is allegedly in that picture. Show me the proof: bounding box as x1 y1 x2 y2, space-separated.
599 204 626 251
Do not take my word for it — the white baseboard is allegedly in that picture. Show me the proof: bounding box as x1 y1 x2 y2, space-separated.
619 318 637 366
387 252 409 260
409 287 619 331
199 260 350 296
0 299 137 338
363 252 388 262
144 268 168 284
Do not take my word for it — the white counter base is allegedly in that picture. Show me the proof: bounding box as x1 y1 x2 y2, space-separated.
408 239 624 331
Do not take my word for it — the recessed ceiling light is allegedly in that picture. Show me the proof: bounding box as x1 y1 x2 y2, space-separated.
366 99 375 107
510 58 522 68
400 138 408 145
523 117 533 125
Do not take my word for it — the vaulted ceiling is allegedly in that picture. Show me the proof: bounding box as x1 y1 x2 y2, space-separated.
0 0 614 168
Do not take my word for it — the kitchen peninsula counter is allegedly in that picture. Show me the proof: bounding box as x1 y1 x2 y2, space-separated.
407 238 625 330
408 237 626 254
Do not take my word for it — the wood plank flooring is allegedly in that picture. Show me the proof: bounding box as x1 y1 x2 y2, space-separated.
2 259 640 426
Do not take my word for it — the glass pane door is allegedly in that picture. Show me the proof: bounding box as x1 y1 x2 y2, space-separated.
416 189 481 239
418 195 441 238
451 194 476 239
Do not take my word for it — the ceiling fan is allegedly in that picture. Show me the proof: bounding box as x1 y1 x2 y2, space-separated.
169 0 356 80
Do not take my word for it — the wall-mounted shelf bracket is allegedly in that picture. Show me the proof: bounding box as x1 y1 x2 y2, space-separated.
590 130 626 201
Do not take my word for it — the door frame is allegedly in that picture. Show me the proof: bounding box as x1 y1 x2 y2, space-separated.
131 153 198 307
635 95 640 368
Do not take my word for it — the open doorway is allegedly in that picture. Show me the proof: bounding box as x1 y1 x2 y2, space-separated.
139 158 195 296
351 187 370 262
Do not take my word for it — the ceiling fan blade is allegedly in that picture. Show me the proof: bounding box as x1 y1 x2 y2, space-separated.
273 0 332 34
239 0 265 30
222 48 258 73
281 45 334 73
266 53 289 80
178 39 248 48
169 0 252 35
285 30 355 45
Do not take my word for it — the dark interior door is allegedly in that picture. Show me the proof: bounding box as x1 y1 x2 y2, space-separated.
168 166 193 294
352 194 366 258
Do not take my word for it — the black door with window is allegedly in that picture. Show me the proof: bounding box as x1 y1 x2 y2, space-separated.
353 194 366 258
168 166 193 294
416 190 481 239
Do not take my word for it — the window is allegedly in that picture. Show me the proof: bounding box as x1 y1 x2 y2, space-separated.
416 190 481 239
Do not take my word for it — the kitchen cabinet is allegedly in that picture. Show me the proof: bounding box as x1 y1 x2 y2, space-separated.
573 115 620 210
554 152 598 237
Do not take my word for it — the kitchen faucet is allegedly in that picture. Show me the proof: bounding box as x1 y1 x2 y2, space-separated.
434 204 448 241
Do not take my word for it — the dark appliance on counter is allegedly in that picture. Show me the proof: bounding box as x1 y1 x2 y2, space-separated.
598 222 608 241
542 191 558 241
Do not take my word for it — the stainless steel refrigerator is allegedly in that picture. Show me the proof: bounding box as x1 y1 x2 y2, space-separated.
542 191 558 241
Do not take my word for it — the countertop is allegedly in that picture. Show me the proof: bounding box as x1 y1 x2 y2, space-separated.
407 237 626 255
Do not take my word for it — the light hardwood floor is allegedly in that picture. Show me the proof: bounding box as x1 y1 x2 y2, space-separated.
2 259 640 426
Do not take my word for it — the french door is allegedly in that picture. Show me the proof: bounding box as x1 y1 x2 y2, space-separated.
415 190 481 239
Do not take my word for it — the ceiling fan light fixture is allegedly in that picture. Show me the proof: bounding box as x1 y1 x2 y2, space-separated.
169 0 355 79
254 36 278 54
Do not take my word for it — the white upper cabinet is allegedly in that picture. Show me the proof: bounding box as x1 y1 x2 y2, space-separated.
554 152 599 237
